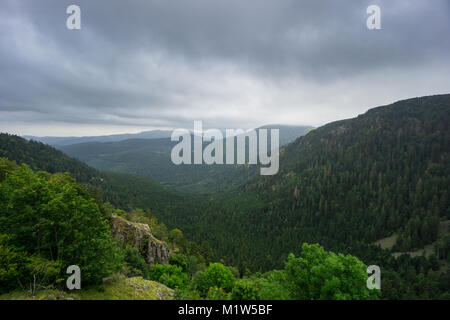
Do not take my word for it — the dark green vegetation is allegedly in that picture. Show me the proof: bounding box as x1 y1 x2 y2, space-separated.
0 132 200 215
59 125 312 193
1 94 449 299
0 159 123 292
0 158 374 299
165 94 450 299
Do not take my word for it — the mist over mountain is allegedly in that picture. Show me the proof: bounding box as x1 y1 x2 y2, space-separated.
22 130 173 147
53 125 313 193
23 125 313 147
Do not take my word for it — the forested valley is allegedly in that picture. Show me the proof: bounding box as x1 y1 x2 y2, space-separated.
0 95 449 299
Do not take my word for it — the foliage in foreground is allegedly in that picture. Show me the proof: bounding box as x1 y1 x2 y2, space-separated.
0 159 123 291
174 244 379 300
0 158 379 299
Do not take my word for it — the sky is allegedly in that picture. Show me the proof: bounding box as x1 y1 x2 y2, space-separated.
0 0 449 136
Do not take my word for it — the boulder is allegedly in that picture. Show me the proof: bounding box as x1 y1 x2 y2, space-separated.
110 215 169 265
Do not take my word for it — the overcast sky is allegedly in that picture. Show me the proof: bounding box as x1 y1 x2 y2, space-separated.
0 0 449 136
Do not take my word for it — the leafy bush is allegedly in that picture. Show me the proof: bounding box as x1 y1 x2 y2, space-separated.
285 243 379 300
206 286 231 300
231 271 291 300
257 270 291 300
123 245 148 277
231 278 261 300
193 263 235 297
148 264 188 289
24 256 63 295
169 254 189 273
0 234 28 294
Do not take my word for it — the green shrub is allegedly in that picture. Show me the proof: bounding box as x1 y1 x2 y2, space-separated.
148 264 188 289
206 286 231 300
285 243 379 300
169 254 188 273
231 271 291 300
231 278 261 300
193 263 235 297
24 256 63 295
123 245 148 277
257 270 291 300
0 234 28 293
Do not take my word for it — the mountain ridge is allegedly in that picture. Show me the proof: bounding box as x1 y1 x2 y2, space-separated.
23 124 314 148
57 125 313 193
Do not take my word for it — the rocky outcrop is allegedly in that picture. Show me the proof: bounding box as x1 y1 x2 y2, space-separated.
110 215 169 265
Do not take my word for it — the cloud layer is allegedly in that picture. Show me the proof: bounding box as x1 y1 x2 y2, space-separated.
1 0 449 135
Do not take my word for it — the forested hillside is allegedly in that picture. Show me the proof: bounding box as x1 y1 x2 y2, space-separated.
256 95 450 250
60 137 254 193
254 94 449 252
59 125 312 193
0 133 199 215
0 158 377 300
142 95 450 299
1 95 449 299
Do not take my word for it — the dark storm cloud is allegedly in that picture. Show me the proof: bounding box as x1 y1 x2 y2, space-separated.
0 0 449 135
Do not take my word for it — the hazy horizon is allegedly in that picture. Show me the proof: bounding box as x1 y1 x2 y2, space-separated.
12 93 449 138
20 123 314 138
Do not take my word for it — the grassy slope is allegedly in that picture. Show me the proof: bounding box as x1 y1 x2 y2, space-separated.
0 277 173 300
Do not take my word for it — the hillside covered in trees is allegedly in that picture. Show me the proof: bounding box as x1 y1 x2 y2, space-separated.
0 133 203 218
144 95 449 268
0 158 377 300
1 94 449 299
139 95 450 299
58 125 312 193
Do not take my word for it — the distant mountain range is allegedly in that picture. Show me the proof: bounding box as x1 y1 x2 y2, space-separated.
25 125 313 193
22 130 173 146
23 125 313 147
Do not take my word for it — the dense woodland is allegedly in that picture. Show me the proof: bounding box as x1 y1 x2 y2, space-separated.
0 158 377 299
0 94 449 299
59 125 312 193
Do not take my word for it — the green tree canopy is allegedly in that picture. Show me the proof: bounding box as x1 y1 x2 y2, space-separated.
0 163 123 284
285 243 379 300
193 262 235 297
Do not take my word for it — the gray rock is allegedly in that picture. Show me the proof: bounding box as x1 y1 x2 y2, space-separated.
110 215 169 265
